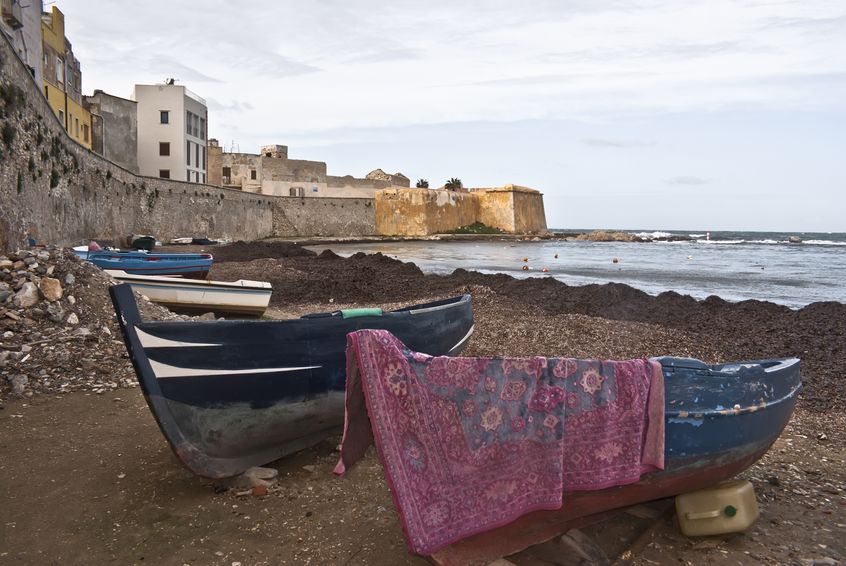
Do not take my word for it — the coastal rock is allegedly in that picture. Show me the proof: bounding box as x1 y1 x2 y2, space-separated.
13 282 40 308
46 302 65 323
66 313 79 325
39 278 63 302
12 260 25 271
788 235 803 244
0 259 12 270
64 273 75 286
0 290 11 304
10 374 28 395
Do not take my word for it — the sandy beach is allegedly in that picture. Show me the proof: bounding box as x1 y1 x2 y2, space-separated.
1 241 844 565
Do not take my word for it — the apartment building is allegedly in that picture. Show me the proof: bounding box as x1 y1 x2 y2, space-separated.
132 82 208 182
40 5 92 149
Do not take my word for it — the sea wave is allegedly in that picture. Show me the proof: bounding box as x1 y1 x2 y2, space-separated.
632 231 673 239
803 240 846 246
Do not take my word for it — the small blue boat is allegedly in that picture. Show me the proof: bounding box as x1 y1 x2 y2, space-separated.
74 248 213 279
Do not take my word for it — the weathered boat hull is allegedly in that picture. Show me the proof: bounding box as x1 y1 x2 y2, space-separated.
433 355 801 563
110 284 475 478
75 249 213 278
105 270 272 316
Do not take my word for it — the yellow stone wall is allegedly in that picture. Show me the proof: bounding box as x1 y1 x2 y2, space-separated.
375 185 548 236
375 189 479 236
511 186 548 234
477 189 516 232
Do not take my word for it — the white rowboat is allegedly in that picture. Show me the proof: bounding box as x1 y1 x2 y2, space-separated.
105 270 272 316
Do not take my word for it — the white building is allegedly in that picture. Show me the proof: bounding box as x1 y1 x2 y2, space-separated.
132 82 208 183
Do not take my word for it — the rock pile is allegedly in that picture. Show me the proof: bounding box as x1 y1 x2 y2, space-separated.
0 247 176 404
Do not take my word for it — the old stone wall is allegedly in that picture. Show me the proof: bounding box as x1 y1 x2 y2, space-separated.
511 188 548 234
0 33 376 249
376 186 548 236
476 190 516 232
476 186 548 235
375 189 479 236
271 197 374 237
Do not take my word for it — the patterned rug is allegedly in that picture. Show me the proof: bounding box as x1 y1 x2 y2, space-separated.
335 329 664 556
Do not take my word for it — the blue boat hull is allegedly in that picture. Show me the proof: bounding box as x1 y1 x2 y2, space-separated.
76 250 213 278
110 284 475 478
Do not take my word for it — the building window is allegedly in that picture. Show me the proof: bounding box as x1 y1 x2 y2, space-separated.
222 166 231 184
202 147 206 169
159 142 170 156
187 170 191 182
159 170 170 179
83 124 89 142
202 173 206 184
56 57 63 84
186 111 191 135
75 118 79 137
58 110 64 125
195 144 199 168
160 111 169 124
200 118 205 140
187 141 191 165
250 170 257 180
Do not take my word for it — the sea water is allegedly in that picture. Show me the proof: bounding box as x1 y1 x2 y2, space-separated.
308 230 846 309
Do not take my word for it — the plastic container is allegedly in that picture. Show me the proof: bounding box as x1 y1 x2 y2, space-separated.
675 479 759 536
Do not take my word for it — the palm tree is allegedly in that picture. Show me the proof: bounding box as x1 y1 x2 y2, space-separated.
415 178 429 188
445 177 463 190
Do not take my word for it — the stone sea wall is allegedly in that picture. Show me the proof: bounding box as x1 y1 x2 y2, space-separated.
0 34 375 250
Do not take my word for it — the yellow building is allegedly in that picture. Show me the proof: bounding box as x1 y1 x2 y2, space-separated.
41 6 92 149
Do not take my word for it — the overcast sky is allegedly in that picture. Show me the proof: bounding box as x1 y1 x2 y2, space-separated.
59 0 845 231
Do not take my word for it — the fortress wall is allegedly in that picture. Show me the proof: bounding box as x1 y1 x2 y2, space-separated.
375 189 478 236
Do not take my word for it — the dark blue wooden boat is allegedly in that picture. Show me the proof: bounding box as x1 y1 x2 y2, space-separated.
109 284 475 478
75 248 213 279
433 355 801 562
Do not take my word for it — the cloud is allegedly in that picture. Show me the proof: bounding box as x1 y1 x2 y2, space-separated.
206 98 255 113
342 47 422 64
582 138 653 148
666 176 712 185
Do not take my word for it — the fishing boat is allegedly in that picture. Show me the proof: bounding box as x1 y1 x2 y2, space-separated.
109 283 475 478
429 353 801 563
74 247 213 279
105 270 272 316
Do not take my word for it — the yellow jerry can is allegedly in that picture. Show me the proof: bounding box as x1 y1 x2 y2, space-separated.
675 479 759 537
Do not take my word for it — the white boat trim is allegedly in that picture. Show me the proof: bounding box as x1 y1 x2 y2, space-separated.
136 327 222 348
408 300 465 315
448 324 475 354
149 359 321 379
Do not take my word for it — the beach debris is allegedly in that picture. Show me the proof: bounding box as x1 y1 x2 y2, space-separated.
612 257 620 264
522 257 528 262
226 466 279 490
554 253 559 259
522 265 529 271
542 267 549 273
